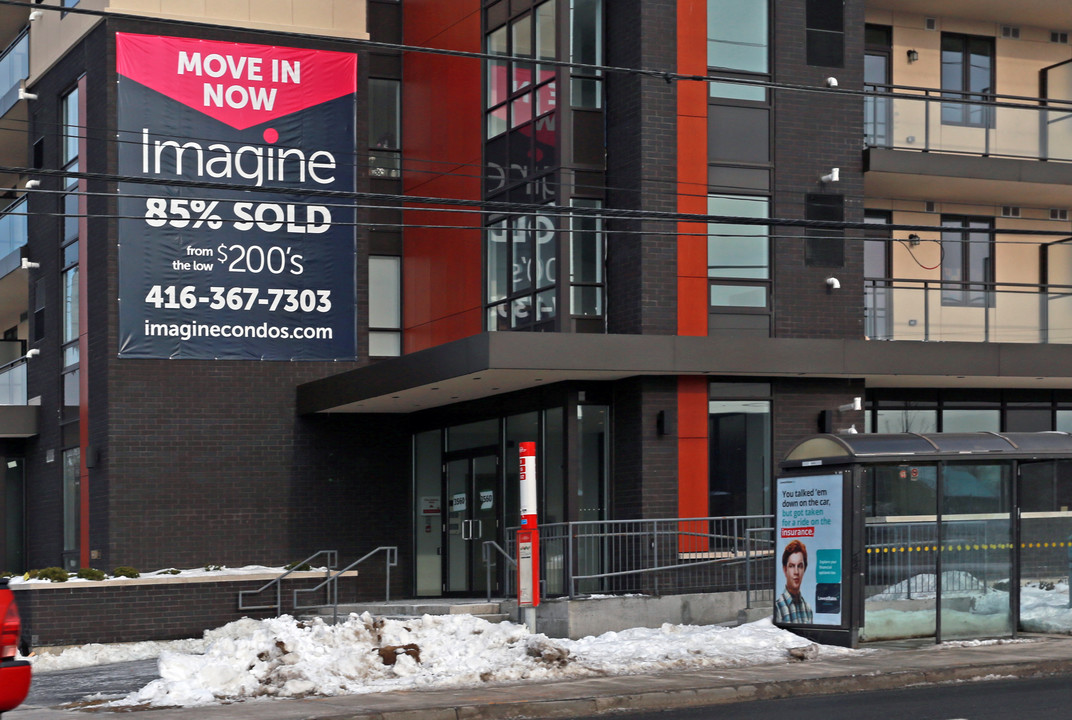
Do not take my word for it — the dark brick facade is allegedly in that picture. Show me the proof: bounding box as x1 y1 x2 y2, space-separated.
772 0 866 340
605 0 679 337
13 574 368 647
611 377 679 520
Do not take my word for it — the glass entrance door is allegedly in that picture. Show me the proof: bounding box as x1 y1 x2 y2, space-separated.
444 454 499 595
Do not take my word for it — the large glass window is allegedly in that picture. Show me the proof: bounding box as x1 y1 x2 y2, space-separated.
60 84 80 424
487 2 558 136
708 194 769 308
941 34 994 127
369 255 401 357
941 216 993 307
708 0 768 73
487 210 557 331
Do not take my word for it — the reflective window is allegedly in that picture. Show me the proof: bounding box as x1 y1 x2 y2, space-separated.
708 194 768 280
369 256 401 357
570 0 602 108
941 216 993 307
708 0 768 72
941 34 994 127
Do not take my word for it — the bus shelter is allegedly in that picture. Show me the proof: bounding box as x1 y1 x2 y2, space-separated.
780 432 1072 645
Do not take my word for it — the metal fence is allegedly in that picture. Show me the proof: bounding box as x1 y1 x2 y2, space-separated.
501 516 775 600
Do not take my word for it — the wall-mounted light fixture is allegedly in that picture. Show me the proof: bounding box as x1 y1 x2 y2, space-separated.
838 397 863 412
907 49 919 63
908 233 921 246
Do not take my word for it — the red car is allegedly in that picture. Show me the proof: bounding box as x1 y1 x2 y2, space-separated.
0 578 30 716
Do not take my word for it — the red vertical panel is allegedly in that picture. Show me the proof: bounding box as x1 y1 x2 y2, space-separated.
677 0 708 337
677 376 709 519
402 1 485 353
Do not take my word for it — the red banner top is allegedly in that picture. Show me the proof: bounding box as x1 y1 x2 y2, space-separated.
116 33 356 130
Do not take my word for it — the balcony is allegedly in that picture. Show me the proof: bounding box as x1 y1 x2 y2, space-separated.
865 83 1072 163
0 352 37 438
865 279 1072 344
864 76 1072 208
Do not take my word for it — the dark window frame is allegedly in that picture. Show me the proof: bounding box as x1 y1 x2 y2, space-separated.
940 33 996 128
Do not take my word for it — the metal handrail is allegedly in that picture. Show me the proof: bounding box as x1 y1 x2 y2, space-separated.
237 550 338 613
294 546 398 624
482 540 517 602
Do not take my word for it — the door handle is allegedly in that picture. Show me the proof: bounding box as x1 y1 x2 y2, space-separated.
476 520 483 538
461 519 471 541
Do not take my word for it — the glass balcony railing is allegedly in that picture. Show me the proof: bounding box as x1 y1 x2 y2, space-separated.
0 359 27 405
0 197 27 260
865 278 1072 344
864 84 1072 162
0 30 27 118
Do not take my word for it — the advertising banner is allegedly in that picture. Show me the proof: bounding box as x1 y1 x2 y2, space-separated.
116 33 357 359
774 474 844 627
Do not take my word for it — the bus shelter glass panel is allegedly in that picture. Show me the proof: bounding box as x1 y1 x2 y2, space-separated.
939 463 1012 640
1017 460 1072 632
861 464 938 641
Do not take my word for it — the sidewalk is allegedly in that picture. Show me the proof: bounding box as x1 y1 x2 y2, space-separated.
11 634 1072 720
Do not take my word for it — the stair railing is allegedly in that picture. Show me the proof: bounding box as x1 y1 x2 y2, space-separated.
482 540 517 603
237 550 338 614
294 546 398 624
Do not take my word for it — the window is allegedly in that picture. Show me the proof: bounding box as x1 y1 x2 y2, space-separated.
806 0 844 67
941 34 994 127
864 25 892 147
569 199 604 318
708 194 769 308
864 210 891 339
60 84 80 423
486 210 557 330
708 0 768 73
368 256 401 356
62 447 79 571
941 216 993 307
570 0 602 108
805 194 844 267
486 2 558 137
369 79 400 178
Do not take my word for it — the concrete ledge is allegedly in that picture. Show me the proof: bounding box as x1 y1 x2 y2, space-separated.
9 570 357 591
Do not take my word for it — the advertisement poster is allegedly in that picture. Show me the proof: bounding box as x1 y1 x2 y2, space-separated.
774 474 843 627
116 33 357 359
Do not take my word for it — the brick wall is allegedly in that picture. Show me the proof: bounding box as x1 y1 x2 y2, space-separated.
612 377 679 519
13 574 368 647
605 0 678 336
772 0 867 340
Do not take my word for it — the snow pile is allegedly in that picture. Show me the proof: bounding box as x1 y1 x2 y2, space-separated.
105 614 845 707
7 564 316 585
1020 581 1072 633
